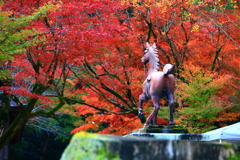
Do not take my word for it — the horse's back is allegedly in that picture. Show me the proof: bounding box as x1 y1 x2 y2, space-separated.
149 71 175 96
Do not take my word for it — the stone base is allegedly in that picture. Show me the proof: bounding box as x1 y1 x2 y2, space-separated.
61 132 239 160
146 125 188 133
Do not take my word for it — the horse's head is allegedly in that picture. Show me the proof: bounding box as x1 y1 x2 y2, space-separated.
141 49 149 65
141 42 158 63
141 42 159 74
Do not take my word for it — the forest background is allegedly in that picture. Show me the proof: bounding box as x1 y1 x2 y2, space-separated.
0 0 239 159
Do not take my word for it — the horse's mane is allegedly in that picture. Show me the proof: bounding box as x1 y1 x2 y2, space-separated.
145 42 159 75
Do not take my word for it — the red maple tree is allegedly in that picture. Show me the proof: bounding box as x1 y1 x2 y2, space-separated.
0 0 239 148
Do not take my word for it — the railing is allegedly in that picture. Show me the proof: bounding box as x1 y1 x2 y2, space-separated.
0 126 8 160
0 144 8 160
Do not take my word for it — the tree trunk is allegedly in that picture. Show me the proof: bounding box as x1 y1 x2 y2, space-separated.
211 45 223 72
0 98 38 150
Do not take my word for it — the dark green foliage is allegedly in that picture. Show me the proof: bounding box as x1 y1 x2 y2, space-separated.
10 131 69 160
10 141 29 160
9 110 81 160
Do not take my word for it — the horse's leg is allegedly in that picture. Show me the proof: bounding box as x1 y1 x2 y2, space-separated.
151 101 159 125
153 109 158 125
168 92 175 125
150 118 154 125
138 93 149 117
144 96 160 126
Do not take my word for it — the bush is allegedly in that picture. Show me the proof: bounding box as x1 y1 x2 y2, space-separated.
175 63 231 133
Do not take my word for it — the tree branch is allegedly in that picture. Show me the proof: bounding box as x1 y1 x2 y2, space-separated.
29 94 65 118
63 97 136 115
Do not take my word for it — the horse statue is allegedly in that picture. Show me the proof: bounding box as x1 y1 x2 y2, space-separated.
138 42 176 126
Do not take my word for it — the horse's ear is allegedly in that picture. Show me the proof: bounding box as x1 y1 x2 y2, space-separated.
152 42 156 48
146 42 150 47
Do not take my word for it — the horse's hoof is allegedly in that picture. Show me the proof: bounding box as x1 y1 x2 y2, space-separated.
169 121 175 125
143 123 148 127
138 112 144 119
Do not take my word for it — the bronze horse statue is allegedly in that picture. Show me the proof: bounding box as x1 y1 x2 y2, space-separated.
138 42 176 126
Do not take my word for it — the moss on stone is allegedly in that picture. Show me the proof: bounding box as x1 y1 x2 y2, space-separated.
223 142 237 149
61 132 121 160
221 142 240 160
227 152 240 160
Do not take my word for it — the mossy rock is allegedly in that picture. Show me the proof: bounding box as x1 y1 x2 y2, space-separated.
60 132 121 160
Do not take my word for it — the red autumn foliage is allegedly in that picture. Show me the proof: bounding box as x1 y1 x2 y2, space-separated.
1 0 239 136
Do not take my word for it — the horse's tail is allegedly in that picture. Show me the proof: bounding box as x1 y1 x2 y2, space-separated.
163 64 176 75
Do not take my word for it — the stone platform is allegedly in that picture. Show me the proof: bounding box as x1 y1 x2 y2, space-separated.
146 125 188 133
125 124 240 147
124 125 206 141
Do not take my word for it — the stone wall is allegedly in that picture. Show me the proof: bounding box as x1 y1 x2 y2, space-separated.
61 132 239 160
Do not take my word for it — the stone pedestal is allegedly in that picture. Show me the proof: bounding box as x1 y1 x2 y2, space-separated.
61 132 239 160
146 125 188 133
